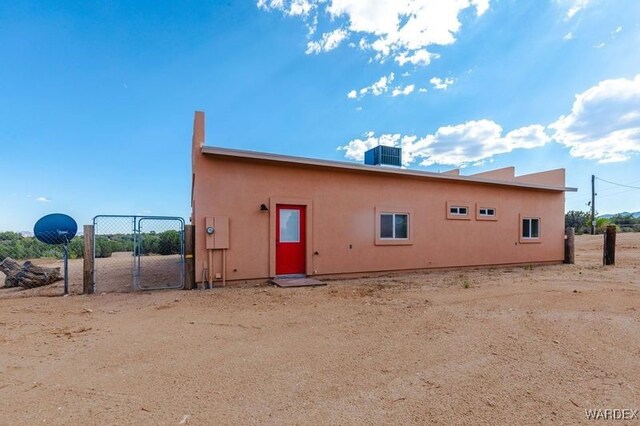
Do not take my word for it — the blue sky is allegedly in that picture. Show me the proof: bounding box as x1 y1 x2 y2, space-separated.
1 0 639 231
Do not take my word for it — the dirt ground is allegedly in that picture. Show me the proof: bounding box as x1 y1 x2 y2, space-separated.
0 234 639 425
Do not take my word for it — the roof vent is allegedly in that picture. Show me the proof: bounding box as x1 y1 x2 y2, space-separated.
364 145 402 167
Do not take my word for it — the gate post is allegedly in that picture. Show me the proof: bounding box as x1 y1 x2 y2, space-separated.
603 225 616 266
184 225 195 290
83 224 95 294
564 227 575 264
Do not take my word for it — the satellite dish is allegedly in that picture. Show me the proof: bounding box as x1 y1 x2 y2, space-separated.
34 213 78 245
33 213 78 296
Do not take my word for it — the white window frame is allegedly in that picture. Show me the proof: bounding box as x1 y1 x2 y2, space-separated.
522 217 540 239
446 201 471 221
479 207 496 217
379 213 409 240
279 208 301 243
449 206 468 216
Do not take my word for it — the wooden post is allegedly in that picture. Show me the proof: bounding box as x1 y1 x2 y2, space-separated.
184 225 195 290
603 225 616 266
83 225 95 294
564 227 575 264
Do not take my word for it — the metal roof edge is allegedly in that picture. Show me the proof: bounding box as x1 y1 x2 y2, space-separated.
201 146 578 192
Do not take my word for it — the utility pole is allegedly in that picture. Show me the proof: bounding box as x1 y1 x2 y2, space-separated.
591 174 596 235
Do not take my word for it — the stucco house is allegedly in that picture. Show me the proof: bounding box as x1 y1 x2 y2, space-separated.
190 111 577 285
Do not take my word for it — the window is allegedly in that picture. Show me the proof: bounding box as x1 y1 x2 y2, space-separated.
449 206 468 215
476 203 498 221
479 208 496 217
375 207 413 245
446 201 471 220
380 213 408 239
522 218 540 239
279 209 300 242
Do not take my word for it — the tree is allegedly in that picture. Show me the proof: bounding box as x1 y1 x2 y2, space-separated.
68 237 84 259
596 217 620 234
140 234 160 255
158 230 181 255
95 237 114 258
608 213 639 226
564 210 591 234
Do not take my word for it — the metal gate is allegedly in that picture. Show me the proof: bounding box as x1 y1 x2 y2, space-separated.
92 215 185 292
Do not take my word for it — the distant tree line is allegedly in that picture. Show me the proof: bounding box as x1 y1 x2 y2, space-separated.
565 211 640 234
0 230 182 261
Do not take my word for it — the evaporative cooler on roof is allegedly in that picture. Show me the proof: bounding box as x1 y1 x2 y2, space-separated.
364 145 402 167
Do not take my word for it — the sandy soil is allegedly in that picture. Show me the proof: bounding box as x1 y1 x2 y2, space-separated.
0 234 639 424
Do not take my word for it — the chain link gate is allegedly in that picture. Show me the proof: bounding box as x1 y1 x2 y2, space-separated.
92 215 185 292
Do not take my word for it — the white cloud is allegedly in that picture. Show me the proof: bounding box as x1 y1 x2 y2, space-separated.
612 26 623 34
418 121 549 166
430 77 455 90
594 42 605 49
258 0 489 65
306 28 349 54
395 49 439 66
392 84 415 97
340 75 640 167
338 120 549 167
549 74 640 163
35 196 51 203
369 72 394 95
563 32 573 40
418 87 428 93
258 0 315 17
349 72 395 99
563 0 589 19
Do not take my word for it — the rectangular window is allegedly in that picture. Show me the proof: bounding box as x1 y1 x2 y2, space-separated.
380 214 393 238
279 209 300 242
479 208 496 217
522 218 540 239
380 213 409 239
449 206 468 215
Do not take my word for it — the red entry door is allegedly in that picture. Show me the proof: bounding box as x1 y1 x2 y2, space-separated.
276 205 306 275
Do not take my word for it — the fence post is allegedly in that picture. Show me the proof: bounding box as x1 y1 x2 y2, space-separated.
83 225 95 294
184 225 195 290
603 225 616 266
564 227 575 264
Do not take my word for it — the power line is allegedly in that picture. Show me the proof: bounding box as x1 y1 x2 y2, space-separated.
595 176 640 190
596 188 639 200
566 175 640 216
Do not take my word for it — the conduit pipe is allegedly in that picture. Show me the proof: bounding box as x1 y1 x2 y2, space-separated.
222 250 226 287
201 265 208 291
207 249 214 289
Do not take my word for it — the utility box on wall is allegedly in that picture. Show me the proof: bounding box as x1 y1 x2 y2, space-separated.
205 216 230 249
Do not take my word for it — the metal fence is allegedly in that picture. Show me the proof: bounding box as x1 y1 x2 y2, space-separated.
92 215 185 292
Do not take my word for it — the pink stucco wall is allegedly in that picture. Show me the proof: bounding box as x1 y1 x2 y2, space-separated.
191 113 569 284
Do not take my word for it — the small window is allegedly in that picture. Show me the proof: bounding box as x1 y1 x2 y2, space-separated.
447 201 471 220
522 218 540 239
479 208 496 217
449 206 468 215
380 213 408 239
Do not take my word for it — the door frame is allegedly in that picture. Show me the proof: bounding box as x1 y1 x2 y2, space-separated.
269 197 313 278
